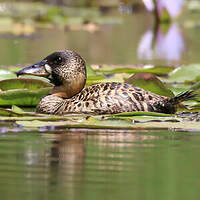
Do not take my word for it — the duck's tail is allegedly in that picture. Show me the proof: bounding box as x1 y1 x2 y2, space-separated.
152 90 196 114
169 90 196 105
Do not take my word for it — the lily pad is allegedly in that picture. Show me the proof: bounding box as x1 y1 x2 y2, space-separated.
0 106 41 117
16 120 68 128
11 105 26 114
113 111 173 117
132 121 200 131
0 88 51 106
0 107 20 117
190 81 200 90
0 78 53 106
0 78 52 91
16 117 133 129
14 114 200 131
125 72 174 97
95 64 174 75
17 75 50 83
169 64 200 82
86 64 96 76
0 70 17 80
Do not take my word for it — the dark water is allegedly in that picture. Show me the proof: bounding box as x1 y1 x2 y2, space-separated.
1 129 200 200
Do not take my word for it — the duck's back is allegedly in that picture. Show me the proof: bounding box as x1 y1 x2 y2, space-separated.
36 82 173 114
69 82 170 114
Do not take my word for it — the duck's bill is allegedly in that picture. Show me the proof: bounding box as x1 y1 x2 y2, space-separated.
17 60 51 77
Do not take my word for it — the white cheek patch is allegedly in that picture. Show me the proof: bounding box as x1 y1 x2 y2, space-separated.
44 64 52 74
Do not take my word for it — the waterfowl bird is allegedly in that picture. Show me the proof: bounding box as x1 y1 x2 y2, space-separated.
17 50 194 115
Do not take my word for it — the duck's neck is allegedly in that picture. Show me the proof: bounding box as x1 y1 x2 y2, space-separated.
51 75 86 98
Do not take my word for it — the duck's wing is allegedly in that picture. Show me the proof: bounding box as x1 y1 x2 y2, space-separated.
71 82 168 114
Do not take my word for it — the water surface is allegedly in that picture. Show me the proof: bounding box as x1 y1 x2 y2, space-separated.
0 12 200 66
0 6 200 200
0 129 200 200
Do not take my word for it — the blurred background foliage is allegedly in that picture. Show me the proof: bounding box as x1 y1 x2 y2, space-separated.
0 0 199 66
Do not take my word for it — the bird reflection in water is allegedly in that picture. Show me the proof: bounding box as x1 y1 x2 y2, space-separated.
44 132 85 189
41 130 159 175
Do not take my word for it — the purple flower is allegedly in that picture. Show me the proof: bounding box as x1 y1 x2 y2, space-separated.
142 0 184 18
137 24 184 61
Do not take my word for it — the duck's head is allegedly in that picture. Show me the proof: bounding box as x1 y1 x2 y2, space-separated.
17 50 87 98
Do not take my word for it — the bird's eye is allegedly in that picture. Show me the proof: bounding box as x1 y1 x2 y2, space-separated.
54 57 62 64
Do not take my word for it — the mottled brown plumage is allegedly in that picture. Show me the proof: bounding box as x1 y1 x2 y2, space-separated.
17 50 195 115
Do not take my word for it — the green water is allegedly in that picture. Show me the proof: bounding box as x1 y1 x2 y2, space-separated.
1 13 200 66
0 129 200 200
1 6 200 200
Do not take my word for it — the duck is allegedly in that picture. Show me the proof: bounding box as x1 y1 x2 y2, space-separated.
17 50 195 115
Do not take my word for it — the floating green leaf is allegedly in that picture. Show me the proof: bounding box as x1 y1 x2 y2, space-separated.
132 121 200 131
14 114 200 131
0 88 51 106
86 65 96 76
0 78 53 106
11 105 25 114
95 65 174 75
0 106 45 117
190 81 200 91
16 117 133 129
0 70 17 80
169 64 200 82
0 107 20 117
125 72 174 97
0 78 52 91
17 75 50 83
16 120 68 127
113 111 173 117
